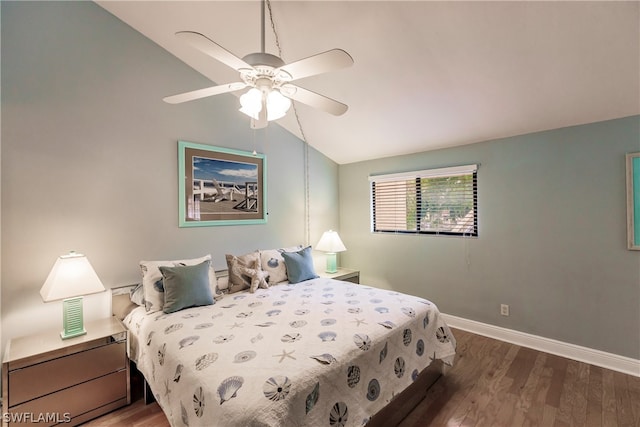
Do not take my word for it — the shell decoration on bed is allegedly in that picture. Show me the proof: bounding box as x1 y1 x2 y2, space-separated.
233 350 257 363
305 382 320 414
436 326 450 343
217 376 244 405
378 321 396 329
213 335 235 344
374 307 389 314
179 335 199 349
146 331 155 346
281 333 302 343
346 365 360 388
366 379 380 401
379 342 388 363
353 334 371 351
194 323 213 330
412 369 420 381
423 313 430 328
318 331 337 342
416 339 425 356
158 343 166 366
289 320 307 328
165 323 183 334
195 352 218 371
329 401 349 426
310 353 336 365
236 312 253 318
321 318 336 326
193 386 205 417
394 357 405 378
262 376 291 401
403 328 412 346
255 321 277 327
173 364 183 383
266 309 281 317
347 307 362 314
182 312 200 319
401 307 416 318
180 402 189 426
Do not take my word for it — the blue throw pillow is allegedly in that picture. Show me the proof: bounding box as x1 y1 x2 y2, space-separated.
159 260 214 313
281 246 319 284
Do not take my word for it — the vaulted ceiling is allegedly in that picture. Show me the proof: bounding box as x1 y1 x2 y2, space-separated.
97 1 639 164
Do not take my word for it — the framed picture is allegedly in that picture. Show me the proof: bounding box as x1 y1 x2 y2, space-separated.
627 152 640 250
178 141 267 227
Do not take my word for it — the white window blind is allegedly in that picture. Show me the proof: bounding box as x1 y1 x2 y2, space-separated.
369 164 478 236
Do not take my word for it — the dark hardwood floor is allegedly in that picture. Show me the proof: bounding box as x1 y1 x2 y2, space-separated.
84 328 640 426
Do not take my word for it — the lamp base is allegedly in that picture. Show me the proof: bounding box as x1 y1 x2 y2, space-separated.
61 296 87 340
325 252 338 274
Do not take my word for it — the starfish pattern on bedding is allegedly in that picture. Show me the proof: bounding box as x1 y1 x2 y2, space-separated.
352 318 367 326
229 322 244 329
273 349 296 363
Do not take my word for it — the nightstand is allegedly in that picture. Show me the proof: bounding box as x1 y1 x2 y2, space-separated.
2 317 130 427
320 268 360 284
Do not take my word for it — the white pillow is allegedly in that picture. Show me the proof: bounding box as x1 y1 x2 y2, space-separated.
259 245 302 284
140 254 218 313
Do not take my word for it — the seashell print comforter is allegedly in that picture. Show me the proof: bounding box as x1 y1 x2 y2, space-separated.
123 277 457 427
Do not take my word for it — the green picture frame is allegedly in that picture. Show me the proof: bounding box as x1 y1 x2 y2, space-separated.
178 141 267 227
627 152 640 250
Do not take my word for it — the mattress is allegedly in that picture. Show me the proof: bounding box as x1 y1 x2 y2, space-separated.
123 277 456 427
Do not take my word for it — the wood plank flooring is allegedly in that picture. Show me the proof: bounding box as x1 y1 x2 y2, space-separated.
84 329 640 426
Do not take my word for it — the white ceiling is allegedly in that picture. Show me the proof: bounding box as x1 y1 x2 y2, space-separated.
96 1 639 164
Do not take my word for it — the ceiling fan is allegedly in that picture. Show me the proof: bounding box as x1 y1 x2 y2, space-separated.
163 0 354 129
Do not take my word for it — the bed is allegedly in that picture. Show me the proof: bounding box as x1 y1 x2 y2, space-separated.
112 250 457 427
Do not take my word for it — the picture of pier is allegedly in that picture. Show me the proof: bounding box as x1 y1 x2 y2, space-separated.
179 141 266 226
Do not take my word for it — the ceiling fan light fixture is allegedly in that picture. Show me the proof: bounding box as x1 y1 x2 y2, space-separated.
239 88 291 122
266 90 291 120
239 87 263 119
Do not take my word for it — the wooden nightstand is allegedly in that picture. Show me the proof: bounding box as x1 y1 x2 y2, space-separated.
2 317 130 427
319 268 360 284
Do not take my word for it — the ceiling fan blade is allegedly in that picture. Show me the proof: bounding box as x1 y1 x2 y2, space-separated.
281 84 348 116
276 49 353 81
176 31 253 71
163 82 246 104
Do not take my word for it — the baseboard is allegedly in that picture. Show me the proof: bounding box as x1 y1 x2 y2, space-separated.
441 313 640 377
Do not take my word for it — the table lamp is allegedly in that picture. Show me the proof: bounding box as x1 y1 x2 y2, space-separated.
40 251 105 339
315 230 347 273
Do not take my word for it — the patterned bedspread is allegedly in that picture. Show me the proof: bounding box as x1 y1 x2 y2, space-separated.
123 277 456 427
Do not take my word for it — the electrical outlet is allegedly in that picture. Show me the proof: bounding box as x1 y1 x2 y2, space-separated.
500 304 510 316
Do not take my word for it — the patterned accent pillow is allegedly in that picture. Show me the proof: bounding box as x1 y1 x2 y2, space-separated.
259 245 303 284
225 251 261 293
140 254 218 313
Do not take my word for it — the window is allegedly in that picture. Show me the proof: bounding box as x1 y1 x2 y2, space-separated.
370 165 478 236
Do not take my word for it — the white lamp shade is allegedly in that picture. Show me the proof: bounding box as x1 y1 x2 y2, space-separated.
40 252 105 302
315 230 347 253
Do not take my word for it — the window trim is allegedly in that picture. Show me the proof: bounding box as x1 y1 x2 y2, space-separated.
369 164 478 237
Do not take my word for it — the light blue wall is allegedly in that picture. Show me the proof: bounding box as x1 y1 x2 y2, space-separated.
339 116 640 359
1 2 338 349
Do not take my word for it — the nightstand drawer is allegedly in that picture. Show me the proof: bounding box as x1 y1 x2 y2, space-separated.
8 341 126 407
8 370 127 427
